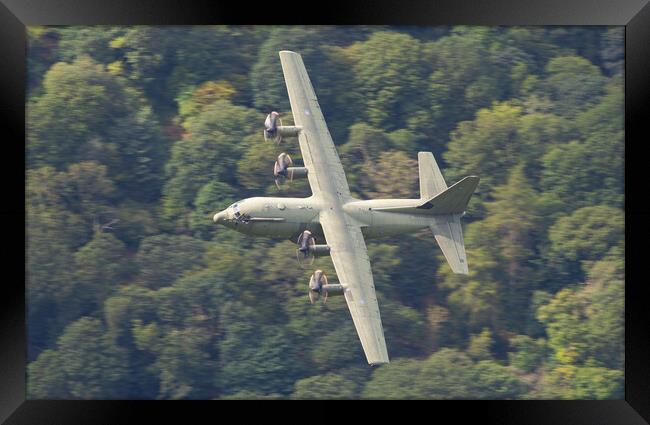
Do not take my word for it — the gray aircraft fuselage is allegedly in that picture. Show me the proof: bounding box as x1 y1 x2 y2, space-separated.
210 50 478 365
213 196 433 241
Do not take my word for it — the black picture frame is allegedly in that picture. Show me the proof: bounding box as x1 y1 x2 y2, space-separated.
2 0 648 423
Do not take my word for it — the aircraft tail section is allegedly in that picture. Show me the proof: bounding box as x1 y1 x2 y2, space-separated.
419 176 480 214
369 152 477 274
430 214 468 274
370 175 479 215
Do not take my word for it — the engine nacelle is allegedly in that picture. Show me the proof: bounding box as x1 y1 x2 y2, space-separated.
273 153 308 189
264 111 301 145
310 244 331 256
296 230 330 267
285 166 308 179
277 126 302 138
309 270 344 303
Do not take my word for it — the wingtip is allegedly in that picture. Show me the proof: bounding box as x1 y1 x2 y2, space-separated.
279 50 299 56
451 261 469 275
368 355 390 367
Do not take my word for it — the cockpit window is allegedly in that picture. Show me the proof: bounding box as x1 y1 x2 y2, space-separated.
231 202 248 223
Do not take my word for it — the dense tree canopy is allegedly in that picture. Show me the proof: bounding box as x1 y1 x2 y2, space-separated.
26 25 623 400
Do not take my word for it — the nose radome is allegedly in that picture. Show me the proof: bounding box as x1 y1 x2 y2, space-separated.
213 211 226 223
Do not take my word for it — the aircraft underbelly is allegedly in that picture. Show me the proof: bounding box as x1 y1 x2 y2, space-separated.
362 223 426 240
237 221 302 238
233 220 325 242
345 205 428 240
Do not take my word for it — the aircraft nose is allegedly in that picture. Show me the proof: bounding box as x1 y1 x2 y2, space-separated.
213 210 227 223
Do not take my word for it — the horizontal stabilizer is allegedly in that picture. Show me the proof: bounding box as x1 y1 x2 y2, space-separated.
430 214 468 274
418 176 479 214
371 176 479 215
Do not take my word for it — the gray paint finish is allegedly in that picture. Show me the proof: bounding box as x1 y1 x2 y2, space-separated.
213 51 479 365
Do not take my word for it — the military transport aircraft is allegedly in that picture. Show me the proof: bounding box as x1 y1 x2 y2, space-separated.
212 51 479 365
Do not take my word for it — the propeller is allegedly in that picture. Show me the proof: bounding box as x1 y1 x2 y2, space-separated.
296 230 316 267
273 152 293 189
309 269 329 304
263 111 283 145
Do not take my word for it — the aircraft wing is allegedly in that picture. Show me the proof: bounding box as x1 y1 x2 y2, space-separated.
279 51 351 198
319 209 389 365
280 50 388 365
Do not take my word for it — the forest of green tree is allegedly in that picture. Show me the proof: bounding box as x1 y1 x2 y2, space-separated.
26 25 624 399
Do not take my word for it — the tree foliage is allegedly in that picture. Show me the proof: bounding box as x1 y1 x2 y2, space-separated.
27 26 623 400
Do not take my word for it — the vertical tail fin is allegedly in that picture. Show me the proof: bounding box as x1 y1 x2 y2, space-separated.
417 152 476 274
418 152 447 200
430 214 468 274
